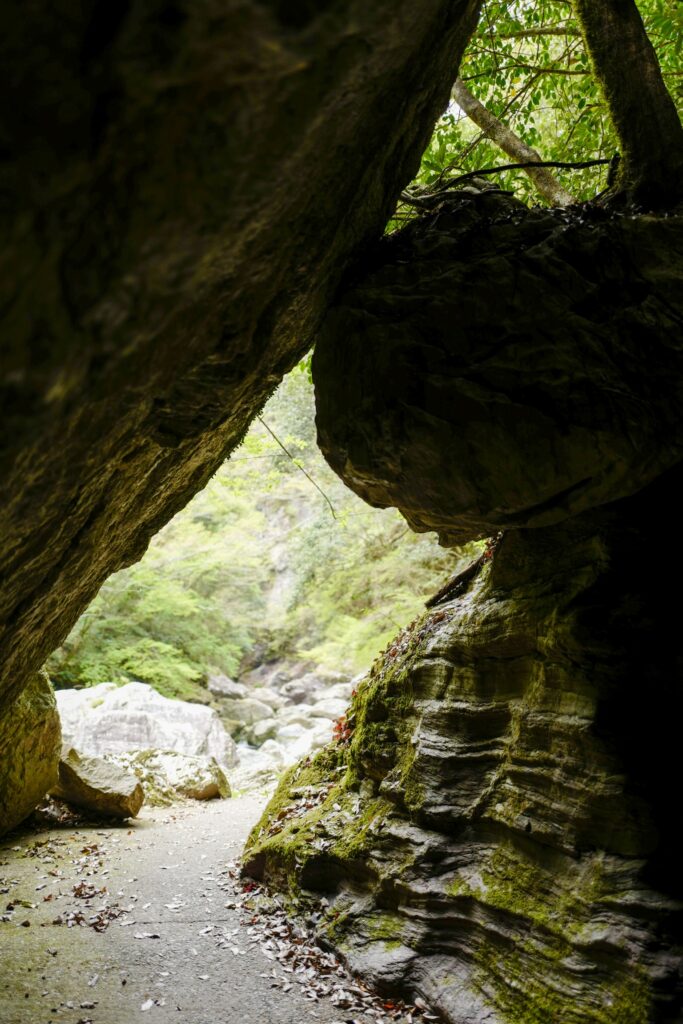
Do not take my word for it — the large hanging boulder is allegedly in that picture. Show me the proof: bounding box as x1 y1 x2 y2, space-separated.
314 195 683 544
0 671 61 836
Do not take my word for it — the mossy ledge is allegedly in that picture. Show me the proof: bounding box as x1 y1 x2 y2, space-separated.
244 474 683 1024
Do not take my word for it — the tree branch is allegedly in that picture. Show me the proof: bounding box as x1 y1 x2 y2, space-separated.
571 0 683 206
452 78 575 206
494 26 580 40
401 158 610 207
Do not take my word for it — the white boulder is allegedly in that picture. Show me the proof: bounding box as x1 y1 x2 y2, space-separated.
207 674 248 699
108 750 230 804
249 686 286 711
56 682 237 767
309 697 348 721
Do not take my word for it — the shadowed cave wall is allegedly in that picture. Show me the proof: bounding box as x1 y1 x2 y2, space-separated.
0 0 480 707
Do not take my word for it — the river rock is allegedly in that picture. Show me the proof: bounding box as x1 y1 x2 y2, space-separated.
310 698 348 721
279 681 313 705
247 719 280 746
218 698 276 727
316 682 354 703
277 703 316 727
109 750 230 804
249 687 287 711
207 674 247 699
56 683 236 767
0 671 62 836
53 748 144 819
232 741 288 793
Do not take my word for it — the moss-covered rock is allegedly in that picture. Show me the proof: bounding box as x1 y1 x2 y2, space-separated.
244 472 683 1024
0 671 61 835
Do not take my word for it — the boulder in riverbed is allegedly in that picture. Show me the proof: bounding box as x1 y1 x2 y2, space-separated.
217 697 275 727
109 750 230 804
207 674 248 699
53 749 144 819
249 686 286 711
310 698 349 721
56 682 237 767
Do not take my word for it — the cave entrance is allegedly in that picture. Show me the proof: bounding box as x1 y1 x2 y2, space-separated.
45 364 465 807
1 365 470 1022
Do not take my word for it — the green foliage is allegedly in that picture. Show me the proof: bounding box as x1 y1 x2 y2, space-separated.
48 464 270 698
394 0 683 215
48 367 461 693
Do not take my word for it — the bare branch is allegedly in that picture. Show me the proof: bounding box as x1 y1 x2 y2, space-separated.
452 78 575 206
401 158 610 207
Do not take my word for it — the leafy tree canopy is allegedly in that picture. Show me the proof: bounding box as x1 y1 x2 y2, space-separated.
400 0 682 211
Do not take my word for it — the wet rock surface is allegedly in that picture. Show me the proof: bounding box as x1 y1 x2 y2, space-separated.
0 672 61 837
245 472 683 1024
314 197 683 544
52 750 145 820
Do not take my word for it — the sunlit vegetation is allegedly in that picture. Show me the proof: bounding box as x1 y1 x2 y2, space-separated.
396 0 683 214
48 369 468 698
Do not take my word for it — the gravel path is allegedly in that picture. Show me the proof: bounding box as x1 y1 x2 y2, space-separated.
0 797 396 1024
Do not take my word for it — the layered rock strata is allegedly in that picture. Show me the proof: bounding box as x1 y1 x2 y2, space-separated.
244 474 683 1022
0 0 481 705
247 197 683 1020
314 194 683 543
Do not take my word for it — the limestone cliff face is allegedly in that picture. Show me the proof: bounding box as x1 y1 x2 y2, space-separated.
314 194 683 544
0 0 481 706
244 473 683 1022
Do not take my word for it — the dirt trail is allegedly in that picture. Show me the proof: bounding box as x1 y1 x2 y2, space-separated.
0 797 360 1024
